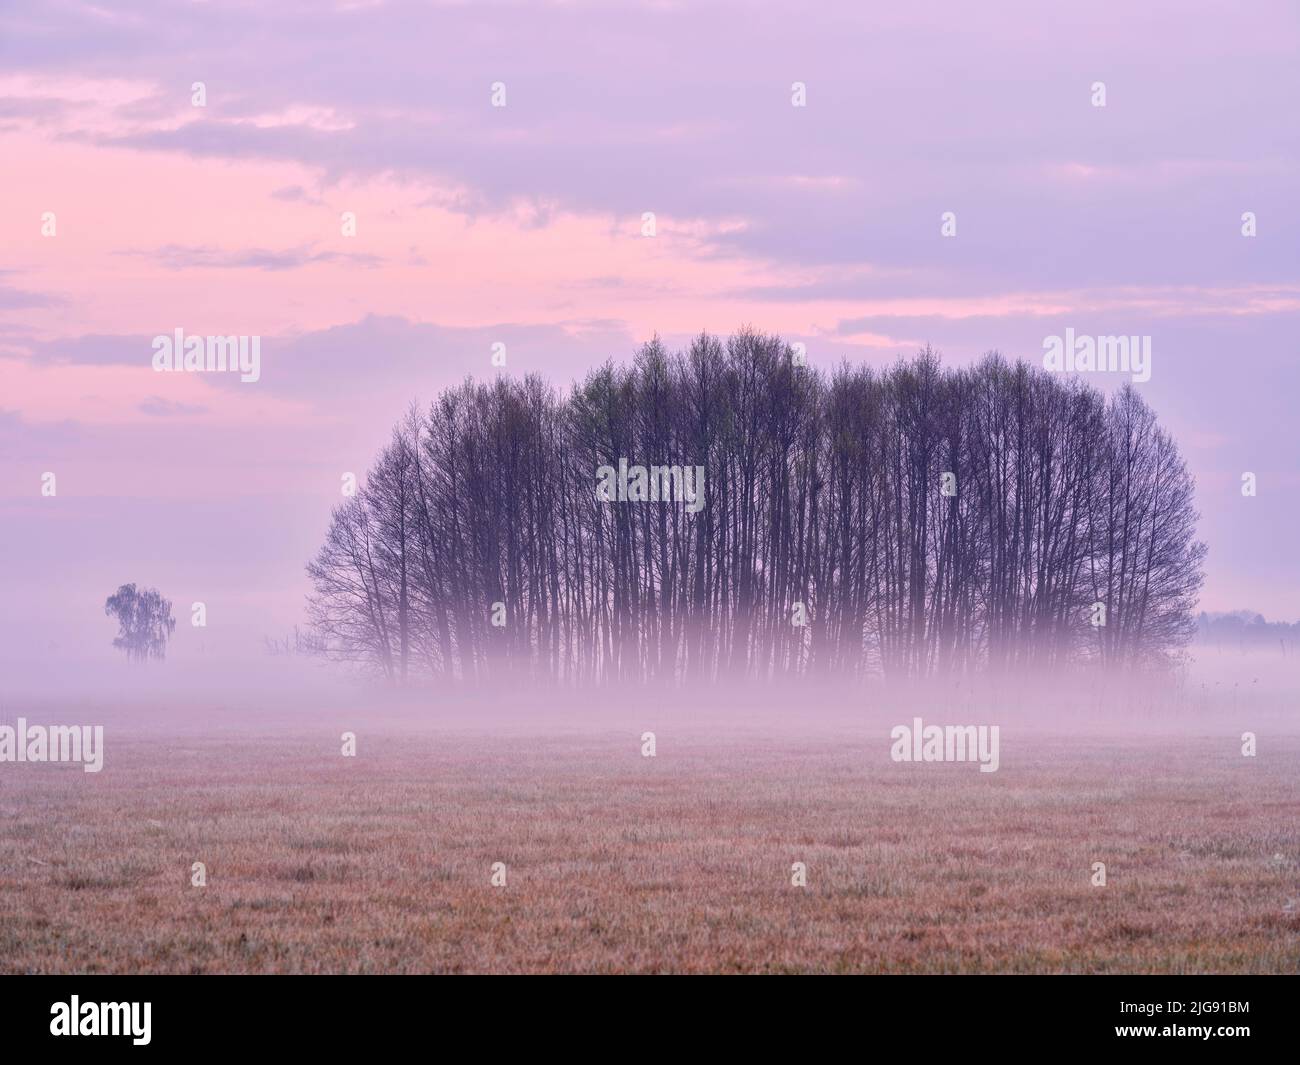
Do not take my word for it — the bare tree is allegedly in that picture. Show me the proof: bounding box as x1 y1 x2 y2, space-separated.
104 584 176 663
306 335 1205 684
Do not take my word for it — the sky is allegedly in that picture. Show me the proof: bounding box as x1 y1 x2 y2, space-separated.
1 0 1297 684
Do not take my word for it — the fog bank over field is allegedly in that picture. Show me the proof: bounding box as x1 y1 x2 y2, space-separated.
5 646 1295 741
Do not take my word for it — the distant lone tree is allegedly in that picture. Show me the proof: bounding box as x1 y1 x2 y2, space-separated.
104 584 176 663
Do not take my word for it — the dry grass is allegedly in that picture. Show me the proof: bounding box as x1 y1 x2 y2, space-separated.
1 722 1297 973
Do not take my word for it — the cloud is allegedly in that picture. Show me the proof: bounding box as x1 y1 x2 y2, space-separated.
17 315 641 403
138 395 208 417
119 243 386 271
0 279 59 309
25 333 150 366
271 184 323 205
0 1 1294 296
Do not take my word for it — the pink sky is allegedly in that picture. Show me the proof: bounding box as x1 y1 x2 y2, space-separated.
1 0 1298 679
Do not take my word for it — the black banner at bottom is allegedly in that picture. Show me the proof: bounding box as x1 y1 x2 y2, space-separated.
0 975 1290 1053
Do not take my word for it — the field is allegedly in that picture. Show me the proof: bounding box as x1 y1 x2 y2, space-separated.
2 695 1297 974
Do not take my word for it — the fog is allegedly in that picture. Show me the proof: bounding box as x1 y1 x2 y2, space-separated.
6 644 1294 745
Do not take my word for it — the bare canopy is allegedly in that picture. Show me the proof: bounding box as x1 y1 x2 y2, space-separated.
307 334 1205 684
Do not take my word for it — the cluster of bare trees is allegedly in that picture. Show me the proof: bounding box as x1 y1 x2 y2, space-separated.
307 332 1205 684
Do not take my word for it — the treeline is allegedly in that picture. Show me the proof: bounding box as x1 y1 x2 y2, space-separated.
307 332 1205 684
1196 611 1300 652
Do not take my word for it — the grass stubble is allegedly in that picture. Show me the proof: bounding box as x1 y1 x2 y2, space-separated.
0 717 1296 974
